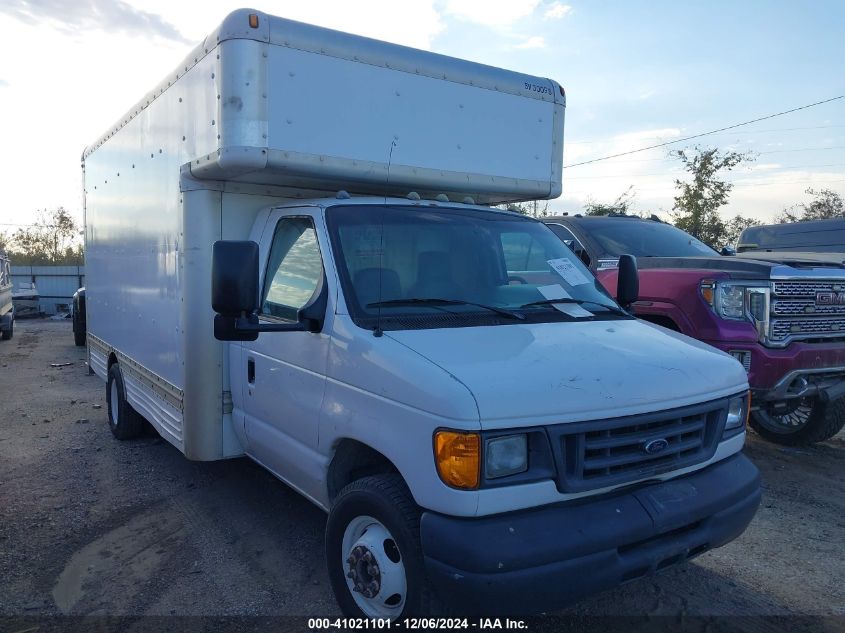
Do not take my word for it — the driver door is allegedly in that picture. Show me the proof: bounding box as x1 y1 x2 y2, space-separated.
241 210 331 502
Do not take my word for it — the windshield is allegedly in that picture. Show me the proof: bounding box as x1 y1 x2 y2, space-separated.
583 220 717 257
326 205 624 330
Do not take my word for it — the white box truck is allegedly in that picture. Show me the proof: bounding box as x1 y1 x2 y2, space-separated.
82 9 761 618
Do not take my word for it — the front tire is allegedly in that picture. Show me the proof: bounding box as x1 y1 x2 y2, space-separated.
750 396 845 445
1 318 12 340
73 313 85 346
326 474 440 619
106 364 145 440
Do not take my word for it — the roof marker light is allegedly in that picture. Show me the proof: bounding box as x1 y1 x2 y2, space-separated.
248 14 259 29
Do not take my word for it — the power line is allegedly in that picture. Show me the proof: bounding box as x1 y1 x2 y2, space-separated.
565 162 845 181
563 95 845 168
564 144 845 166
565 124 845 146
563 178 845 196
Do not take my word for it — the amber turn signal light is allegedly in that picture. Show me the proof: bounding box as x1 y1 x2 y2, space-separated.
434 430 480 490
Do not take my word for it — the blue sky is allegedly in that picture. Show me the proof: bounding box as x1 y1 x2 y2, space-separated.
0 0 842 232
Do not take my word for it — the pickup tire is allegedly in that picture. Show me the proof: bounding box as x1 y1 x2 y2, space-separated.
1 318 12 341
750 397 845 445
326 474 441 619
106 364 145 440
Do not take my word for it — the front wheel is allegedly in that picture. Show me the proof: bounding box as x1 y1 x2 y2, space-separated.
73 313 85 346
750 396 845 445
326 474 440 619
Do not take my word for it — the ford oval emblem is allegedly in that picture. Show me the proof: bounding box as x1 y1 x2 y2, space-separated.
643 438 669 455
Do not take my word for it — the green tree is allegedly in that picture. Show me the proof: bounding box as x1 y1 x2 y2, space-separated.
670 146 753 248
584 186 636 216
778 188 844 223
724 215 761 248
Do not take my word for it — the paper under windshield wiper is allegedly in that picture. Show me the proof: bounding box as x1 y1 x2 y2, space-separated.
519 298 629 317
367 298 525 320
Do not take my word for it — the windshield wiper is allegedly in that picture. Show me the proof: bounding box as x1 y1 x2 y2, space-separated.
519 298 630 317
367 298 525 320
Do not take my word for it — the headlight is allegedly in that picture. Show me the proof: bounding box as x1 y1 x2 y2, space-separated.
724 392 750 437
718 285 746 320
700 280 771 326
485 434 528 479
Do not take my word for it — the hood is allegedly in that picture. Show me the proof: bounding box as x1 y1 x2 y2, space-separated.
635 255 845 279
734 251 845 268
387 320 748 429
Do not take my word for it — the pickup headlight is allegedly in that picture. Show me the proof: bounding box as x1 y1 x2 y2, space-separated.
700 280 771 325
485 434 528 479
723 392 750 437
718 285 746 319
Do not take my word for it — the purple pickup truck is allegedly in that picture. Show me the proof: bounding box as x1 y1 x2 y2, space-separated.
546 214 845 445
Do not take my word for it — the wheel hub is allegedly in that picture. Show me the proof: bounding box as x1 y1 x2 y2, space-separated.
346 545 381 598
340 516 407 618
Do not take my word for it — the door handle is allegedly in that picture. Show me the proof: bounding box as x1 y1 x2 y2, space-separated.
247 358 255 385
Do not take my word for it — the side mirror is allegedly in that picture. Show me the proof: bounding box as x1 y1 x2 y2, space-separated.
720 246 737 256
616 254 639 309
212 241 259 316
211 240 327 342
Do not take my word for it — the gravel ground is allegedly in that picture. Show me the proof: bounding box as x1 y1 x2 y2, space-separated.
1 319 843 627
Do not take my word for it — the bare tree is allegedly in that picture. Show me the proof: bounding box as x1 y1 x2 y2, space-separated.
724 215 761 248
500 200 550 218
6 208 83 264
583 186 637 216
777 188 844 223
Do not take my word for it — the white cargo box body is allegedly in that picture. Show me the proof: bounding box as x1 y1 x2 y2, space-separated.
85 9 565 204
82 9 565 460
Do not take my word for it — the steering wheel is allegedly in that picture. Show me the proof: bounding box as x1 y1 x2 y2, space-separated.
507 275 528 285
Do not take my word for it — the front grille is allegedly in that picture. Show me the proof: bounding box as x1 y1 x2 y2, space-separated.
549 399 728 493
769 279 845 343
772 299 845 316
771 316 845 340
773 280 845 296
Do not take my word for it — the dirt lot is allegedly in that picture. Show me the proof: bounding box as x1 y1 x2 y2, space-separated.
1 319 844 628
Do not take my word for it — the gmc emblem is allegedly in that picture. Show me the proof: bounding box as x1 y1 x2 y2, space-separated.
816 291 845 306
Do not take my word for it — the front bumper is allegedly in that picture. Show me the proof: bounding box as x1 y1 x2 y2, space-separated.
420 453 761 615
705 339 845 393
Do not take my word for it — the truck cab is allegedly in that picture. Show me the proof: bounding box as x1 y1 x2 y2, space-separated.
547 215 845 445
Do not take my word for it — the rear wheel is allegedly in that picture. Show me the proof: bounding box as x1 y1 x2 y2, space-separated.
1 318 12 340
106 364 145 440
326 474 441 619
750 396 845 445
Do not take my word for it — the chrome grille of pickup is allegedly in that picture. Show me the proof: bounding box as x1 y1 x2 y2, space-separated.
550 399 727 493
772 299 845 316
769 280 845 343
773 280 844 296
772 317 845 340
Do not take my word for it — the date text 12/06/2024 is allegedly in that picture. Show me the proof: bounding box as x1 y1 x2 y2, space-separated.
308 618 528 630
